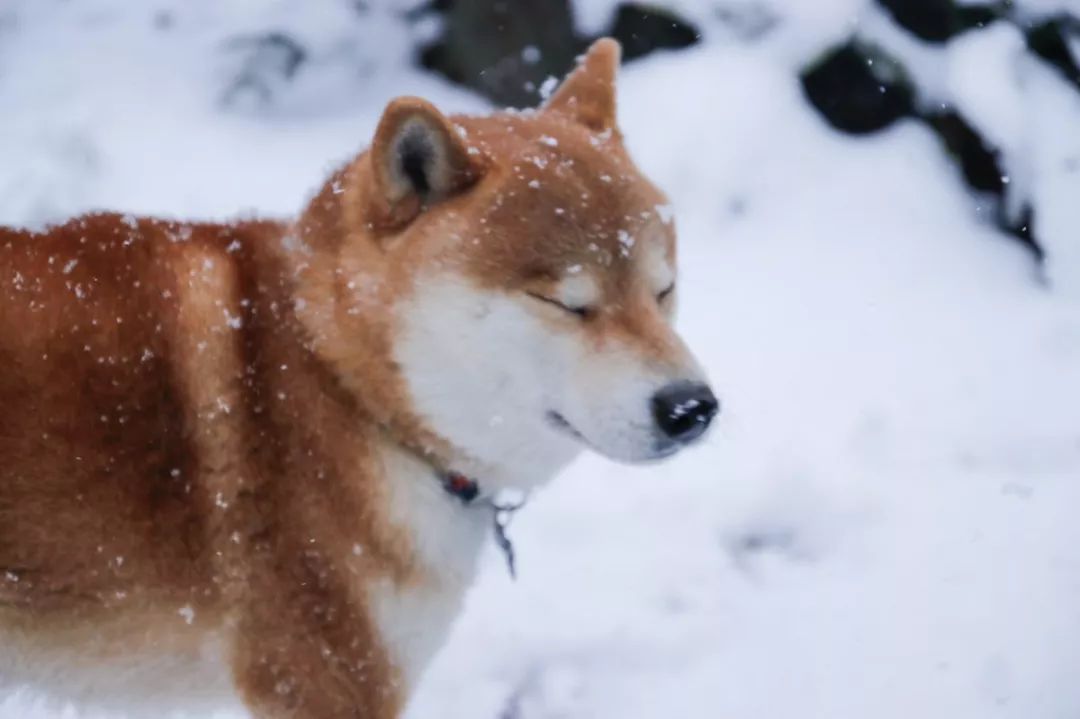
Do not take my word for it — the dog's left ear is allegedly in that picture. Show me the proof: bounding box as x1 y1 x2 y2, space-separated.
369 97 480 227
545 38 622 132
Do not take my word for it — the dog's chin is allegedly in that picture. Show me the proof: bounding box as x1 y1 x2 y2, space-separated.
545 412 684 465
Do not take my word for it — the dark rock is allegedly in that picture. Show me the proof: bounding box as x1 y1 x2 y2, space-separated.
955 4 1003 32
877 0 959 43
800 41 915 134
418 0 581 108
875 0 1007 43
1025 15 1080 93
922 111 1004 194
800 35 1043 260
416 0 700 107
921 111 1043 259
608 3 700 62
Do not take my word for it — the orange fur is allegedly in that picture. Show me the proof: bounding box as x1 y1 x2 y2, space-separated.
0 39 705 718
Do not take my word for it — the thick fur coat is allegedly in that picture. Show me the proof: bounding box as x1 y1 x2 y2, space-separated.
0 39 717 718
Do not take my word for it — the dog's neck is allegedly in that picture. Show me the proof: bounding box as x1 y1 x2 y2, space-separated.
243 224 493 575
287 171 563 491
286 172 460 465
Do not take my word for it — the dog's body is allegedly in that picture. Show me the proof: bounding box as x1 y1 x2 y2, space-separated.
0 40 717 718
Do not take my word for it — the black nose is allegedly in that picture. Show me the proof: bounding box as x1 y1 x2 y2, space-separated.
651 381 719 443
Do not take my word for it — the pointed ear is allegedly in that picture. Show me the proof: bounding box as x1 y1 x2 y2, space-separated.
545 38 622 131
368 97 480 226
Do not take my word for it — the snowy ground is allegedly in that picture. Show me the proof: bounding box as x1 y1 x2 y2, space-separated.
2 1 1080 718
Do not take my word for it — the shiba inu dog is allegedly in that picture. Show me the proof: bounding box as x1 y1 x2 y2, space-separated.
0 38 717 718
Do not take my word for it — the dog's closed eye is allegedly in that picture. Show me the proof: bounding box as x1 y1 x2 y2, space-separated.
657 283 675 303
526 291 592 319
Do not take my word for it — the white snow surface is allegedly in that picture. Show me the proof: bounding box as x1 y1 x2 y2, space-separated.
2 2 1080 718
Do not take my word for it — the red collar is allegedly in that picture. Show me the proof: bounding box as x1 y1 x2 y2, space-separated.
441 471 480 504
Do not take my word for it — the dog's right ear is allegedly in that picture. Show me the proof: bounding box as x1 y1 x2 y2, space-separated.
368 97 480 228
545 38 621 132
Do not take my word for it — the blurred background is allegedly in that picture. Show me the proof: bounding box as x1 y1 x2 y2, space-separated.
2 1 1080 717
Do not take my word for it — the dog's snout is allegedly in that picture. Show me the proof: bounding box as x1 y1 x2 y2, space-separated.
651 381 719 444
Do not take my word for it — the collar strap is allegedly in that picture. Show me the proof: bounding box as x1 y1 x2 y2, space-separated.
439 470 526 579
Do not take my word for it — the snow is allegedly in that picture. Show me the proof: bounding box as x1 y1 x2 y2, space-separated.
944 21 1080 293
2 2 1080 718
177 607 195 627
538 75 560 101
947 23 1028 155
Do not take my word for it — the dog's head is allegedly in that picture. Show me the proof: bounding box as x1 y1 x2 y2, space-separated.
300 39 717 487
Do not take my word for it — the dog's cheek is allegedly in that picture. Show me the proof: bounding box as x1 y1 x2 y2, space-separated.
555 341 669 461
393 277 566 463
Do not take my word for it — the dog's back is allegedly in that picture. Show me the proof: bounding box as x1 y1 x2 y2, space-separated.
0 214 284 709
0 215 208 607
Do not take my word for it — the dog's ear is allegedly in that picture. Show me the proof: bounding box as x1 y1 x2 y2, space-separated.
545 38 621 132
368 97 480 226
